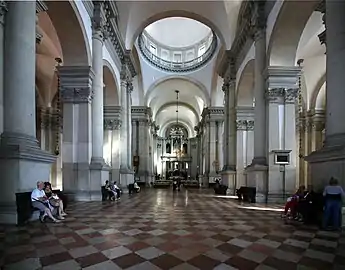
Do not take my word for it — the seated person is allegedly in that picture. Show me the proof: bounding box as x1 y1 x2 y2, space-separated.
111 181 121 200
134 181 140 193
31 181 61 223
282 185 305 219
44 182 67 219
105 180 115 200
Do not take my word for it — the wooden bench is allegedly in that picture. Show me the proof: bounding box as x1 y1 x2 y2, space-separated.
16 189 67 225
214 185 228 195
184 180 199 188
236 186 256 203
153 181 171 188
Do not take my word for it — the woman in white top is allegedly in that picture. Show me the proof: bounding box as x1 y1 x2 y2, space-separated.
322 177 345 230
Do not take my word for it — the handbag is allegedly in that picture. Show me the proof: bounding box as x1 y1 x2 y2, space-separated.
49 197 60 207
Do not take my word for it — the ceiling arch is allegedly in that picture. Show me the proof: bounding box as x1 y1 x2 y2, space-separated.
310 73 326 110
159 119 195 139
103 59 120 106
236 59 254 107
156 101 200 122
45 1 91 66
145 76 210 107
267 0 319 66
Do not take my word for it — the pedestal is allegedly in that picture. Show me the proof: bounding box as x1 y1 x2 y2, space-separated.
120 169 134 191
90 161 110 200
0 133 56 224
221 170 236 195
246 164 268 203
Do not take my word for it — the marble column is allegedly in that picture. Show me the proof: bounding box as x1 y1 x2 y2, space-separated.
245 24 268 201
0 1 55 224
119 72 128 172
90 2 109 187
119 67 134 188
221 78 237 194
265 70 300 201
59 66 95 200
0 1 6 135
104 118 121 183
127 84 133 169
236 119 254 188
306 1 345 191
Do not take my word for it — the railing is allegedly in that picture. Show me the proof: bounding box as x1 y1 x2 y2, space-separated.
138 32 218 73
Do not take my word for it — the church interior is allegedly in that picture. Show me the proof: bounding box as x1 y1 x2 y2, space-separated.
0 0 345 269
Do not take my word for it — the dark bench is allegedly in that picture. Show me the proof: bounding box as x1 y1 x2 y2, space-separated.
214 185 228 195
16 189 67 226
236 186 256 203
153 181 171 188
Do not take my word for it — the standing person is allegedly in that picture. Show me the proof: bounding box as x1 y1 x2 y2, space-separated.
323 177 345 230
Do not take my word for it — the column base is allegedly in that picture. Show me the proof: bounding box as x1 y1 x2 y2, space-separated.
221 170 236 195
90 159 110 200
137 170 151 184
305 144 345 191
0 132 56 224
201 174 209 188
245 164 268 203
120 169 134 190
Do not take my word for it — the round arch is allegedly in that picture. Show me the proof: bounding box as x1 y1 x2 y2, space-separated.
310 73 326 110
145 76 210 106
156 102 200 122
103 59 120 106
159 120 194 138
267 0 319 66
128 10 226 50
46 1 91 65
236 59 254 107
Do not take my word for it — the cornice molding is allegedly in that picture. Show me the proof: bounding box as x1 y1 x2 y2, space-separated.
58 66 94 104
84 1 137 77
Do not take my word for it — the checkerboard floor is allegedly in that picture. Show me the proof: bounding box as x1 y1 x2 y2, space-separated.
1 189 344 270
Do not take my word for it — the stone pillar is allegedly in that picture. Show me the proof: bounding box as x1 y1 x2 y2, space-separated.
236 119 254 188
306 0 345 188
127 84 133 169
104 118 121 183
310 110 325 152
0 1 6 135
221 77 237 194
0 1 55 224
265 68 300 201
59 66 95 200
90 2 109 187
246 18 269 201
119 67 134 187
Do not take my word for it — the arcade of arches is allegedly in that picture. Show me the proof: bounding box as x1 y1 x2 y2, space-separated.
0 1 344 225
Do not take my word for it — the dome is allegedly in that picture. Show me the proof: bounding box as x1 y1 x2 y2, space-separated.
144 17 211 48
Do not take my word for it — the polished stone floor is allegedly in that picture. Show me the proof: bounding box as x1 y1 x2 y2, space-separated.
0 189 344 270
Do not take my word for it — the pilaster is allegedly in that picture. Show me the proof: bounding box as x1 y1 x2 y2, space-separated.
132 106 153 184
236 107 255 188
58 66 98 201
103 105 122 184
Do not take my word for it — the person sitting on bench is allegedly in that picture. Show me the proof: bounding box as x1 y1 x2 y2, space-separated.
105 180 115 200
44 182 67 219
134 181 140 193
31 181 61 223
282 185 305 219
111 181 121 200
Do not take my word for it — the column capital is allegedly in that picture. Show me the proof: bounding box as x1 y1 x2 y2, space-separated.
104 119 121 130
266 88 299 104
38 107 61 130
251 0 266 41
92 1 108 41
58 66 94 104
0 1 7 19
127 81 133 94
236 120 254 131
